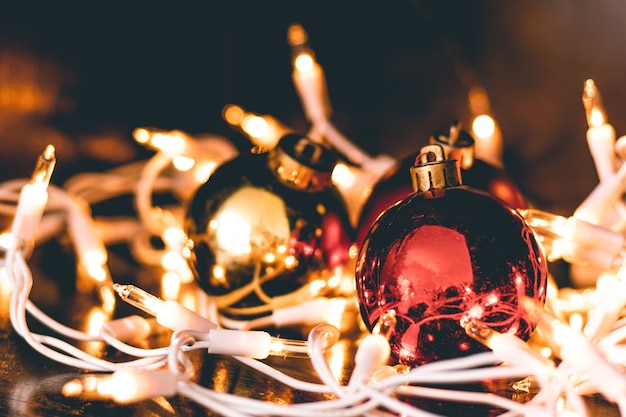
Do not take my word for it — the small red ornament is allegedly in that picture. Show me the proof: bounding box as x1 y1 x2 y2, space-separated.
355 144 547 367
356 123 526 246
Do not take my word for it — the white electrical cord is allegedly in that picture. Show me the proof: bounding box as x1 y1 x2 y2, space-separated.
4 134 626 417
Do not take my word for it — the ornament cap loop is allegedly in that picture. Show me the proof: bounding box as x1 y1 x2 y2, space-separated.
429 120 475 170
410 144 462 193
268 134 337 192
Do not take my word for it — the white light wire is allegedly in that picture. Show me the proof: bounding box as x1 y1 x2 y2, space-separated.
4 141 625 417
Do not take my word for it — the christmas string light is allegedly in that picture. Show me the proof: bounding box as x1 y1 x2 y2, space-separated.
287 23 396 224
4 37 626 416
2 143 626 417
582 79 617 183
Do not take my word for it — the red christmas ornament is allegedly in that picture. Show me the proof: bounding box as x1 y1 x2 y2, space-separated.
355 144 547 367
356 123 526 246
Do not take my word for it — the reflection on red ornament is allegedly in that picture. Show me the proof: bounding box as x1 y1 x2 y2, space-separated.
356 125 526 246
355 144 547 367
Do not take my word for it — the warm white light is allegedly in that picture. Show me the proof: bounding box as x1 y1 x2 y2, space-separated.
472 115 496 139
161 271 181 300
284 255 297 269
161 251 186 271
331 163 356 189
163 227 185 245
589 108 605 127
242 115 269 139
194 161 217 184
133 128 150 144
295 53 315 73
223 104 245 126
152 132 186 155
172 155 195 171
86 307 108 337
87 264 108 282
0 232 13 251
215 211 252 256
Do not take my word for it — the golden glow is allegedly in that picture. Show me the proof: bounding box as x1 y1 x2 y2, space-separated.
0 267 10 297
0 232 13 251
331 163 356 189
86 307 108 337
348 244 359 259
172 155 195 171
284 255 297 269
582 79 607 128
194 161 217 184
589 108 605 127
223 104 245 126
108 372 139 403
215 211 252 256
327 270 342 289
568 313 584 333
287 23 308 47
540 347 553 359
86 264 107 282
264 253 276 263
161 251 186 271
309 279 327 294
468 86 490 115
161 271 181 300
133 128 150 144
163 227 185 244
295 53 315 73
212 264 226 280
242 115 269 139
472 114 496 139
322 298 348 328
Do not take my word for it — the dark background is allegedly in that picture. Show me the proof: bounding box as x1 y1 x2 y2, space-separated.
1 3 625 415
2 0 626 215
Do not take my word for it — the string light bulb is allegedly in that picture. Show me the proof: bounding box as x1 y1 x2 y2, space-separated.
222 104 292 149
10 145 56 247
62 369 179 404
522 296 626 404
348 310 395 388
113 283 217 333
582 79 617 183
288 23 331 124
520 208 626 270
468 86 503 168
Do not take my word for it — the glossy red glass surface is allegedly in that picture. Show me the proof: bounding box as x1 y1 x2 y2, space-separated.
355 186 547 367
356 155 527 246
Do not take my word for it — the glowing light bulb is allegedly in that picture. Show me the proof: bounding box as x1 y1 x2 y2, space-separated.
295 54 315 73
63 370 179 404
242 115 269 138
582 79 616 183
331 162 356 189
472 114 496 139
222 104 291 149
11 145 56 246
520 208 626 270
468 87 503 167
114 283 216 332
583 79 607 128
0 232 13 251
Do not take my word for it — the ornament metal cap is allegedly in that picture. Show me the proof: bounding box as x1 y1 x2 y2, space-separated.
429 120 475 170
410 144 462 192
268 134 337 192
